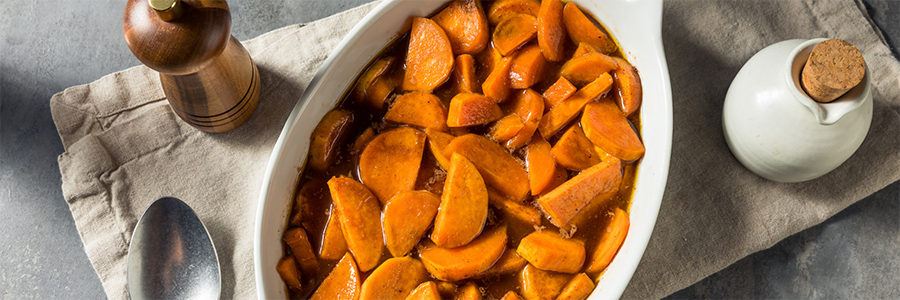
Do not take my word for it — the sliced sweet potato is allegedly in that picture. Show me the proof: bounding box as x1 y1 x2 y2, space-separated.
537 158 622 228
425 128 455 170
489 114 526 142
386 92 449 131
309 109 353 172
537 0 567 62
526 134 555 195
365 76 398 110
327 177 384 272
452 54 479 93
501 291 525 300
475 43 505 77
566 185 618 231
537 72 613 138
432 153 489 248
560 52 617 87
488 0 541 25
611 57 642 117
505 88 545 150
550 124 603 171
419 225 508 281
436 282 460 299
556 273 595 300
354 57 396 108
360 257 430 300
447 92 504 127
563 2 617 55
572 42 599 58
455 282 482 300
309 253 360 300
487 187 542 227
482 55 513 103
319 207 349 261
479 248 529 278
276 256 302 289
493 14 538 56
442 134 530 201
581 100 645 161
383 190 441 257
406 282 442 300
359 127 427 204
518 264 571 300
509 43 547 89
584 207 629 274
433 0 490 55
516 231 585 274
538 165 569 197
542 76 576 111
403 17 454 92
351 127 376 156
283 227 319 276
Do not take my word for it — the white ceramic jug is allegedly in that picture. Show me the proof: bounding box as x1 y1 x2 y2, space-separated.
723 38 872 182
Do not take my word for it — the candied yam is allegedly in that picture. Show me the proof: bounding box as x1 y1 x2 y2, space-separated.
483 56 514 102
475 43 505 77
493 14 538 56
538 72 613 138
309 253 360 300
501 291 525 300
442 134 530 201
327 177 384 272
276 256 303 289
551 124 603 171
351 127 376 156
403 17 454 92
386 92 449 131
309 109 353 172
537 158 622 228
436 282 460 299
455 282 482 300
419 225 508 281
509 44 548 89
383 190 441 257
432 153 489 248
572 42 599 58
562 2 617 55
542 77 576 111
537 0 567 62
452 54 479 93
505 88 545 150
359 127 427 204
354 57 396 108
584 207 629 274
581 100 645 161
538 165 569 197
360 257 430 300
365 76 398 110
489 114 526 142
526 134 555 195
425 128 455 170
479 248 529 278
519 264 571 300
433 0 490 55
516 231 585 274
406 282 442 300
488 0 541 25
283 227 319 276
448 92 504 127
611 57 643 117
487 187 542 227
319 207 349 261
559 52 617 87
556 273 595 300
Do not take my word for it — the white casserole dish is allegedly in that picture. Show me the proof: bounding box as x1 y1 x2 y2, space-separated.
255 0 672 298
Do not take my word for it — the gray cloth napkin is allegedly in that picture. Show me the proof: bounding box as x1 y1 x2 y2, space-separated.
50 0 899 299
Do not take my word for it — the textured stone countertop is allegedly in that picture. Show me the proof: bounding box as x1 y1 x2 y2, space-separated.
1 0 897 298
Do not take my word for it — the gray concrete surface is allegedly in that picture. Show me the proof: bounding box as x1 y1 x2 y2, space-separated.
1 0 897 299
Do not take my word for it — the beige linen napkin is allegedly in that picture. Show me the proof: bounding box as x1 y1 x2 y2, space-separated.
51 0 899 299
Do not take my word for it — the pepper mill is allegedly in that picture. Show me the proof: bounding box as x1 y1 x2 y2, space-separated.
123 0 260 133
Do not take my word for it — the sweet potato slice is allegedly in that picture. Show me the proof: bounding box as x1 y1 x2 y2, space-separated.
451 54 479 93
505 88 545 150
383 190 441 257
310 253 361 300
433 0 490 55
359 127 427 204
455 282 482 300
537 0 567 62
560 52 617 87
419 225 508 281
487 187 542 227
526 134 555 195
319 207 349 261
516 231 585 274
425 128 455 170
327 177 384 272
386 92 449 131
309 109 353 172
542 77 576 111
519 264 571 300
442 134 530 201
360 257 430 300
501 291 525 300
493 14 538 56
489 114 526 142
482 55 513 103
572 42 599 58
406 282 442 300
479 248 529 278
276 256 303 289
581 100 645 161
551 124 604 171
556 273 595 300
537 158 622 228
283 227 319 276
509 43 547 89
403 17 454 92
611 57 643 117
537 72 613 138
584 207 629 274
355 57 397 109
351 127 376 156
432 153 489 248
538 165 569 197
563 2 617 55
488 0 540 25
447 92 504 127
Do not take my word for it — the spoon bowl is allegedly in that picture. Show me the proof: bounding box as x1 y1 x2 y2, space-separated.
127 197 221 300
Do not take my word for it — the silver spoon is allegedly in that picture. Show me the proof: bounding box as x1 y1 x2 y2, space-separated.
127 197 221 300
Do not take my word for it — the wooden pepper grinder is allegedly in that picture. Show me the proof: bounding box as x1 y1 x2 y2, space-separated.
123 0 260 133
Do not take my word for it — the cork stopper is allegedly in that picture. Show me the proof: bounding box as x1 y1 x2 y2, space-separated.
800 39 866 103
